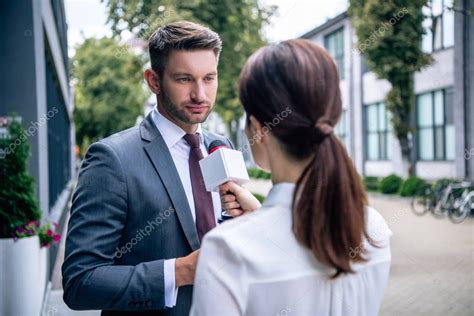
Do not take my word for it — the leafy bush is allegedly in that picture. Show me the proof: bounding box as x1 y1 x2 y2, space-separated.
399 176 428 197
363 176 379 191
0 118 41 238
379 174 403 194
247 168 271 180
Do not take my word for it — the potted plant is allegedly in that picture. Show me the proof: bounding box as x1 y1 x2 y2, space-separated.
0 117 60 315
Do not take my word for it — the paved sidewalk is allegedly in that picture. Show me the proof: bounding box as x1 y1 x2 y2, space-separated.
46 180 473 315
369 193 474 316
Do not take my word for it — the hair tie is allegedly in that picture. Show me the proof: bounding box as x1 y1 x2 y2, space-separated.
311 120 333 143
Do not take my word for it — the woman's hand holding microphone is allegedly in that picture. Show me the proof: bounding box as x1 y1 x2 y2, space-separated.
219 181 261 217
176 182 259 286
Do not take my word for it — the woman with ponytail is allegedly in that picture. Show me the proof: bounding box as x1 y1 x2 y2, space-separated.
190 39 392 316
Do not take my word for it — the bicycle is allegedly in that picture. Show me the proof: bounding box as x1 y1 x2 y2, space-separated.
449 186 474 223
411 185 439 216
411 181 472 223
430 182 468 219
411 181 451 217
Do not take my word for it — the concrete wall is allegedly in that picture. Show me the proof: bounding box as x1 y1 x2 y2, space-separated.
362 73 391 105
415 48 454 93
416 161 457 180
365 161 394 177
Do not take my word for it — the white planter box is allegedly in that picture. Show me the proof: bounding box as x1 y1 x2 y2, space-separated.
0 236 47 316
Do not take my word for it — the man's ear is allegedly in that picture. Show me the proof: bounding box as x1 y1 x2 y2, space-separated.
144 69 160 95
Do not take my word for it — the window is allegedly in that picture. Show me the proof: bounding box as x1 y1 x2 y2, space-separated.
365 102 391 160
335 110 348 147
422 0 454 52
324 28 345 79
416 89 455 160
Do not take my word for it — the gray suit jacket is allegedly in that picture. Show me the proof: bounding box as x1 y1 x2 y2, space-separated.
62 113 233 315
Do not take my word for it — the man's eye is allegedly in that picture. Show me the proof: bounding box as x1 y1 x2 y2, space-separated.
205 76 215 82
177 77 190 82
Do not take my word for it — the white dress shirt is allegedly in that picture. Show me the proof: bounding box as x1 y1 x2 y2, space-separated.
150 107 223 307
190 182 393 316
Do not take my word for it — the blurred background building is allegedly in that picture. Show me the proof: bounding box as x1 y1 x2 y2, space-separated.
301 0 473 181
0 0 75 310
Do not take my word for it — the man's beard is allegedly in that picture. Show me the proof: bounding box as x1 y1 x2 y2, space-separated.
159 88 212 124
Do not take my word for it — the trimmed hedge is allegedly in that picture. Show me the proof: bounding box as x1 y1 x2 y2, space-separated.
363 176 379 192
379 174 403 194
363 174 457 197
399 176 428 197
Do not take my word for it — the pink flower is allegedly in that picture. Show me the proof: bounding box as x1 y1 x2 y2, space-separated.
53 234 61 243
53 222 58 228
27 229 34 235
17 227 25 233
46 229 53 237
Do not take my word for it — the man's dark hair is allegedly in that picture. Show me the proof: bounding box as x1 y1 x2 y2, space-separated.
148 21 222 79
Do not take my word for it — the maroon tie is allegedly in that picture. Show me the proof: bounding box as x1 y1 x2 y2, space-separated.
183 133 216 241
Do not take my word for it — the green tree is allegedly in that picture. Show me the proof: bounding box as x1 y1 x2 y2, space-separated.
349 0 432 176
73 37 147 154
101 0 275 145
0 118 41 237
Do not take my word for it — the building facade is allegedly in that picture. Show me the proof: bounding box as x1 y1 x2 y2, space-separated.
0 0 75 311
301 0 473 181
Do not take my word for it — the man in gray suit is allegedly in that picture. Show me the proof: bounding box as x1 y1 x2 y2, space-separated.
62 21 235 315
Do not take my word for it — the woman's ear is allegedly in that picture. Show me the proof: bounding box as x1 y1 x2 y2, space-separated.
248 115 265 144
144 69 160 95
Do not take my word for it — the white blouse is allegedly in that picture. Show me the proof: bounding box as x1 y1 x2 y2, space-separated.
190 182 392 316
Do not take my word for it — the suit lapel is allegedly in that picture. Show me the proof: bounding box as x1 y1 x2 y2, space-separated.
202 130 211 152
140 114 202 250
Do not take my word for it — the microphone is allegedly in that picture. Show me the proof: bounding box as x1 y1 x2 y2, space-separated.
199 140 250 192
208 140 228 155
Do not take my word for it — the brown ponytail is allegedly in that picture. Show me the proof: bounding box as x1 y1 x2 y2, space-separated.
293 132 369 278
239 39 373 278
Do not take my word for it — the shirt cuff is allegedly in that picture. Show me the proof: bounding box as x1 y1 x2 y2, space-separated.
164 258 179 307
